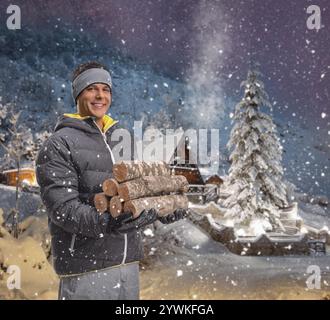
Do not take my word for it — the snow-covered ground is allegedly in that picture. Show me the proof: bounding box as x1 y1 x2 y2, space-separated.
139 196 330 300
0 196 329 300
140 219 330 300
0 210 58 300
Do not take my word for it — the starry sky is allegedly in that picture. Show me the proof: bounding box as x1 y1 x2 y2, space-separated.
0 0 328 128
0 0 329 194
1 0 328 126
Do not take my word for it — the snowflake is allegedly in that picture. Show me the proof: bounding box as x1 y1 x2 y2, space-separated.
231 280 238 286
143 228 154 237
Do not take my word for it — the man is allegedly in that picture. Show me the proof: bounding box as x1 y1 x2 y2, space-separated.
35 61 186 300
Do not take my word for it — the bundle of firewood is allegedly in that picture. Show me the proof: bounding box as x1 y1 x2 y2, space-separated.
93 161 189 219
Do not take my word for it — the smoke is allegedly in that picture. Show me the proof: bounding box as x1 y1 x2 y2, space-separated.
181 0 231 129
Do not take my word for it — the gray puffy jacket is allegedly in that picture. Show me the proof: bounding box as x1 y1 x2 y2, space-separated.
35 113 143 275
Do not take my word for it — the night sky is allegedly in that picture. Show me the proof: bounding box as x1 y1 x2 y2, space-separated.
0 0 329 128
0 0 329 194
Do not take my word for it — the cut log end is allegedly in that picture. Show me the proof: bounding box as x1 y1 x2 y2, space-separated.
112 162 127 183
94 193 109 214
109 196 124 218
102 178 119 196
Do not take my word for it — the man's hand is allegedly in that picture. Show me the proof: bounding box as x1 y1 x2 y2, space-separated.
105 212 134 232
106 208 188 233
158 208 188 224
107 209 158 233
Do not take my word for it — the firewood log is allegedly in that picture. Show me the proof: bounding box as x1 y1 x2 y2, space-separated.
113 160 170 182
118 175 189 201
109 196 124 218
93 193 109 214
102 178 119 196
124 194 188 218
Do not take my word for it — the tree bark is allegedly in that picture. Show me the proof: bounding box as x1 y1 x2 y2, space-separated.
93 193 109 214
118 175 189 201
124 194 188 218
109 196 124 218
102 178 119 196
113 161 171 182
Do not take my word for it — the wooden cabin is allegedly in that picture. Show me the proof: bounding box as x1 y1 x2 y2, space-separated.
169 135 223 203
1 167 37 187
134 127 223 203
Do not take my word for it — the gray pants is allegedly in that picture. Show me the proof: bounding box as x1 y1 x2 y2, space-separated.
58 263 140 300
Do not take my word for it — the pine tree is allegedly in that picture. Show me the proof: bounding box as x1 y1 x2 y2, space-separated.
223 69 288 233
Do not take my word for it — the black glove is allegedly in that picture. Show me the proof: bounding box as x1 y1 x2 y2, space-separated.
158 208 188 224
106 212 134 233
107 209 158 233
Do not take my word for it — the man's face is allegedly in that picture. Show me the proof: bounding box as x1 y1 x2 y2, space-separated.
77 83 112 119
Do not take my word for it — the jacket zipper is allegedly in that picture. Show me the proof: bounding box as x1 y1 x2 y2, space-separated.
92 119 128 265
69 234 76 256
121 233 128 264
93 121 116 165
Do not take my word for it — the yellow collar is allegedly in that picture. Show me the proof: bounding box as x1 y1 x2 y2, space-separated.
63 113 118 133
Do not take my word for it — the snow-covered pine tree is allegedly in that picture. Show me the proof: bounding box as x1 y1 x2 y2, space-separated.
223 69 288 233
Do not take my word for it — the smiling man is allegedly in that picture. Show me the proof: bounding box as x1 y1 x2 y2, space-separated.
35 61 187 300
73 66 112 130
77 82 111 126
